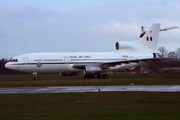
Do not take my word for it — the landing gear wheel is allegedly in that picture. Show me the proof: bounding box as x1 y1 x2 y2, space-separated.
90 75 95 78
84 75 88 78
33 72 38 80
97 74 109 79
34 77 38 80
103 74 109 78
97 75 103 78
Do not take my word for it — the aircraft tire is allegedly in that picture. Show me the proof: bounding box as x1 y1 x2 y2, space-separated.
84 75 88 78
91 75 95 78
97 75 103 78
34 77 38 80
103 74 109 78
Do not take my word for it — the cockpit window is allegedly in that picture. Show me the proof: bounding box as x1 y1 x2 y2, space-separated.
11 59 18 62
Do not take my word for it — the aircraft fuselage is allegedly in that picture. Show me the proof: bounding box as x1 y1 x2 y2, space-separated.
5 52 147 73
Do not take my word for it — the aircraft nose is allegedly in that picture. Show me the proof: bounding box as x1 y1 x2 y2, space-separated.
5 63 11 69
5 62 16 70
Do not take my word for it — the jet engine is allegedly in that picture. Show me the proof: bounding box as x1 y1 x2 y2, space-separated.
83 65 103 75
115 42 136 50
59 72 78 76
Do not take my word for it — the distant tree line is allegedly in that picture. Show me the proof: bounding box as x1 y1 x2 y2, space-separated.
149 47 180 73
0 47 180 75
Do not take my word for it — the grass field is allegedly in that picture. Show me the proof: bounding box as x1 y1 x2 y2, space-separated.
0 74 180 120
0 73 180 87
0 92 180 120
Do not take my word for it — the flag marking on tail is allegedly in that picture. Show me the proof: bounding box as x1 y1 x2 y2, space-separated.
146 37 153 41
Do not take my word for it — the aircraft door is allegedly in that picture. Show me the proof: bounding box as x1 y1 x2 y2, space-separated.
64 56 69 63
23 57 29 63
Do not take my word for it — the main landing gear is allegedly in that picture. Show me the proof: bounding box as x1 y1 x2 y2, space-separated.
97 74 109 78
84 74 109 79
33 72 38 80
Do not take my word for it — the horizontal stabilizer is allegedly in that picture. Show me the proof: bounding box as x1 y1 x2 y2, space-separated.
140 25 178 38
160 26 178 31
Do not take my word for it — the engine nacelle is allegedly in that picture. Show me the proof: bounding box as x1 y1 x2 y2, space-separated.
59 72 78 76
115 42 136 50
83 65 103 75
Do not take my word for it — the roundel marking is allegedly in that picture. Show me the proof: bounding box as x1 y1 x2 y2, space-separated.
37 62 42 68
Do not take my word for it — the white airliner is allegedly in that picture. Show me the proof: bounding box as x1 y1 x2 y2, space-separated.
5 23 177 80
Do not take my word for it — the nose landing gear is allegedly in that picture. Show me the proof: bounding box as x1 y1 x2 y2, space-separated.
33 72 38 80
34 76 38 80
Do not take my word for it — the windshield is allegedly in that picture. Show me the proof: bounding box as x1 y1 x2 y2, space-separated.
10 59 18 62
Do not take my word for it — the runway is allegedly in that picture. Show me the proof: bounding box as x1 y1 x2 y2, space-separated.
0 85 180 94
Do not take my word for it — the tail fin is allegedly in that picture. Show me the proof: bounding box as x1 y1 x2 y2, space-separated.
138 23 160 49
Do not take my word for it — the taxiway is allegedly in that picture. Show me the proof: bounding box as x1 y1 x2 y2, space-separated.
0 85 180 94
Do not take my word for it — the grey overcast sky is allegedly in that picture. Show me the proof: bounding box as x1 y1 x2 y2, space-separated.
0 0 180 59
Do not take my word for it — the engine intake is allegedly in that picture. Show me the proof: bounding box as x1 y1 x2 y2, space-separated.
115 42 135 50
83 65 103 75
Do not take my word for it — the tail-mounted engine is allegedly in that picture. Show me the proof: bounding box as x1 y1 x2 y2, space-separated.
115 42 136 50
83 65 103 75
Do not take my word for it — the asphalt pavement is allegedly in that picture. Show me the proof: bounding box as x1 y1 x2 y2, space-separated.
0 85 180 94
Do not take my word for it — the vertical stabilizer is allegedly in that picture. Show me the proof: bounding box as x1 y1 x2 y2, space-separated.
138 23 160 49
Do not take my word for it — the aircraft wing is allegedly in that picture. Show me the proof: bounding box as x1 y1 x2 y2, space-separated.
103 57 171 67
72 57 171 69
107 57 170 64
